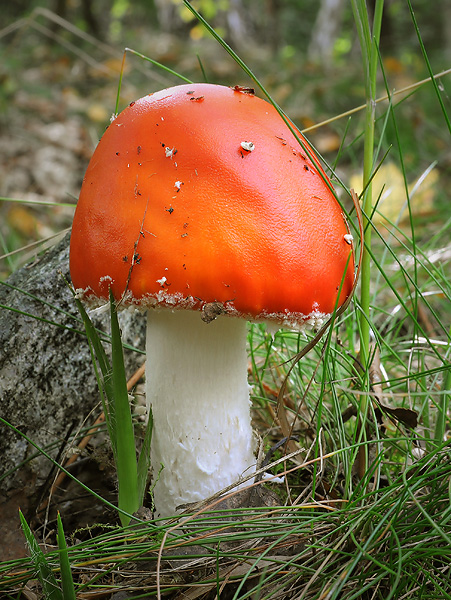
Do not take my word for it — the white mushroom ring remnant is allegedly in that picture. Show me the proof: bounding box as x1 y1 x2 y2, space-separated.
70 83 355 517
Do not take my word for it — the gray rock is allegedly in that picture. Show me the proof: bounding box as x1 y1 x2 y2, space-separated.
0 233 146 496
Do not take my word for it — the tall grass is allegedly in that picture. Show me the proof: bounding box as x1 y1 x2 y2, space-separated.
350 0 384 481
74 291 153 526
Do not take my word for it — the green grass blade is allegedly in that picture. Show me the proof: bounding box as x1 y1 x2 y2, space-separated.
73 295 117 451
0 227 14 272
109 290 139 524
0 195 76 208
434 329 451 444
197 53 208 82
72 290 141 524
73 296 111 382
125 47 193 83
350 0 384 482
114 49 127 117
19 510 62 600
56 513 76 600
0 302 86 336
407 0 451 135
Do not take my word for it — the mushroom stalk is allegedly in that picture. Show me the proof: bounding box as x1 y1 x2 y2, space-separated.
146 309 256 516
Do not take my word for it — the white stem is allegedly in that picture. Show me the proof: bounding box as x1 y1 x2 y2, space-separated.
146 310 256 517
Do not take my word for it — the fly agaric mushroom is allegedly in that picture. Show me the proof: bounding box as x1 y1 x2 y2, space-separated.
70 83 354 517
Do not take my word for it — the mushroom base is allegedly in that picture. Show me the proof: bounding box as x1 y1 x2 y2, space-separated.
146 309 257 517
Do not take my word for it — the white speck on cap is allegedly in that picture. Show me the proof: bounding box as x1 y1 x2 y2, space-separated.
240 141 255 152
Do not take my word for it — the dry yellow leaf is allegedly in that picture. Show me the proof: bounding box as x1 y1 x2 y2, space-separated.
86 103 110 123
350 162 437 230
7 206 37 237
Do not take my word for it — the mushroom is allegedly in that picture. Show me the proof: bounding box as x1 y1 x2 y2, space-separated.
70 83 354 517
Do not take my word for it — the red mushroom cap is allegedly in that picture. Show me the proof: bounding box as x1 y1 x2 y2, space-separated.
70 83 354 328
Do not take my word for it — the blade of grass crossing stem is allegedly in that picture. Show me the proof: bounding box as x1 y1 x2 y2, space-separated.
109 290 140 525
56 512 76 600
351 0 384 481
19 509 63 600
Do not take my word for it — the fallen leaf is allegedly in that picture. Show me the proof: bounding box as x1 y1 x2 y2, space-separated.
376 404 418 430
349 162 437 230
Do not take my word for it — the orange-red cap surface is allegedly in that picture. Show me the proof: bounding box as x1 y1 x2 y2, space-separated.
70 83 354 328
